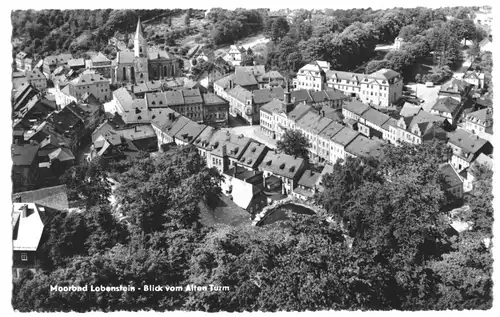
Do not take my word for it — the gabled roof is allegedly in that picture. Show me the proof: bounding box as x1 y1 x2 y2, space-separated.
439 79 472 95
318 121 344 140
298 170 321 189
400 102 421 117
25 69 45 81
214 73 235 89
408 110 445 130
68 58 85 67
227 85 252 103
291 89 314 103
202 93 227 105
234 67 259 87
260 99 284 114
237 141 268 168
175 121 207 144
12 185 68 211
258 151 305 179
439 163 463 189
345 135 384 159
116 51 135 64
211 131 251 160
147 49 174 60
447 129 489 154
342 100 371 116
12 203 55 251
474 153 493 169
91 52 110 63
466 108 493 123
252 87 284 104
71 72 107 85
296 111 333 135
369 68 400 81
12 144 40 166
360 108 391 127
287 103 311 121
331 127 359 147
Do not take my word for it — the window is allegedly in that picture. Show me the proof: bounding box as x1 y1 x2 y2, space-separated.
21 253 28 261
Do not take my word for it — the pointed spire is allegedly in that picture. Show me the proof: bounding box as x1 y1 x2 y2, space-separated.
135 17 144 39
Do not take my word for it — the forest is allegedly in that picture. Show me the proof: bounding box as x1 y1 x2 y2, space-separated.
12 7 487 81
12 140 493 311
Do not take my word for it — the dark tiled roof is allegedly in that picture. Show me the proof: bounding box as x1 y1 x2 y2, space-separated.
466 108 493 123
238 141 268 168
345 135 384 159
287 103 311 121
252 87 285 104
318 121 344 140
296 111 333 135
202 93 227 105
12 144 40 166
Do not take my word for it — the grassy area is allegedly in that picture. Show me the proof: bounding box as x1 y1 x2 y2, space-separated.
199 195 252 228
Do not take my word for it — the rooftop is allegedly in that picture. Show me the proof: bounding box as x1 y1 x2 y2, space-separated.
12 185 68 211
343 100 371 116
260 99 284 114
298 169 321 188
258 151 305 179
432 96 461 114
296 111 333 135
439 163 463 189
237 141 268 168
12 144 40 166
318 121 344 140
331 127 359 147
447 129 489 154
360 108 391 127
174 121 207 144
466 108 493 123
345 135 384 159
12 203 56 251
287 103 311 121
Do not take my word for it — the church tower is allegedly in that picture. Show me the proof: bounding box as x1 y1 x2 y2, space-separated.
134 17 148 58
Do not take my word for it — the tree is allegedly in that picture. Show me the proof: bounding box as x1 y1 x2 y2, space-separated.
240 54 255 66
276 130 310 161
246 47 253 56
59 157 111 207
365 60 390 74
269 17 290 42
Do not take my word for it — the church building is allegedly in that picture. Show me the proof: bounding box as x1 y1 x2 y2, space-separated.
112 18 182 85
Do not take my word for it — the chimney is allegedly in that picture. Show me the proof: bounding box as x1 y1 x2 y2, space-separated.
229 80 233 89
222 144 227 157
21 205 28 218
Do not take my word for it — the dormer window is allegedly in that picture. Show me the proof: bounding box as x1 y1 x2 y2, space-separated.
279 163 285 169
289 166 295 172
266 160 272 166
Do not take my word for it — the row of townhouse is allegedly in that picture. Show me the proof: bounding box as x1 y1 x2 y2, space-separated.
110 87 230 128
260 97 385 166
293 61 404 107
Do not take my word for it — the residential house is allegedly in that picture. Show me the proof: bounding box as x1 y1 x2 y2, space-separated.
478 37 493 52
129 80 163 98
447 128 493 172
464 108 493 135
293 61 329 91
210 131 252 173
459 153 492 192
295 111 334 161
260 70 285 89
36 135 75 184
67 58 86 71
342 100 371 121
223 45 247 66
259 99 287 139
12 94 58 131
325 68 403 107
152 110 190 151
430 97 462 125
202 93 230 128
12 84 39 113
12 203 56 270
174 121 207 147
12 144 40 192
329 127 360 164
25 69 47 91
292 169 321 201
439 163 464 199
399 102 421 117
345 135 384 160
389 110 448 145
67 72 111 104
258 151 306 195
317 122 344 163
394 37 405 50
42 54 73 76
65 99 104 139
235 141 269 171
221 166 267 214
15 51 28 71
226 85 254 122
438 78 473 102
357 107 392 139
463 71 485 89
85 52 113 79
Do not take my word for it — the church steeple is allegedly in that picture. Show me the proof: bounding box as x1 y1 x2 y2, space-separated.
134 17 148 58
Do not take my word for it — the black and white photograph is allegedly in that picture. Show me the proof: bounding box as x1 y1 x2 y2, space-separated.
6 0 497 312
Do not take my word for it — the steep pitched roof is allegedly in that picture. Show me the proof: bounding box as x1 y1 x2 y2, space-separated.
400 103 421 117
237 141 268 169
227 85 252 103
331 127 359 147
175 121 207 144
287 103 311 121
360 108 391 127
296 111 333 135
439 163 463 189
345 135 384 159
12 144 40 166
466 108 493 123
252 87 285 104
12 203 56 251
318 121 344 140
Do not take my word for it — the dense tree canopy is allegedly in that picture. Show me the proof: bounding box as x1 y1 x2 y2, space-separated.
276 129 311 161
